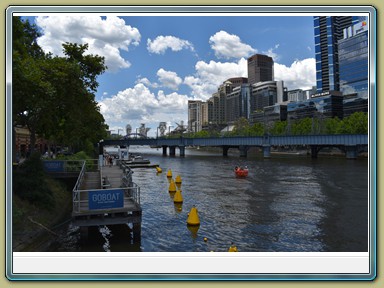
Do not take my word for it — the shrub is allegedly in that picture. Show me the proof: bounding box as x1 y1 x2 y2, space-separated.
13 152 55 209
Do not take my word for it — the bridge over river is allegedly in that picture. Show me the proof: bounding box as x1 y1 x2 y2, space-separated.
100 134 368 159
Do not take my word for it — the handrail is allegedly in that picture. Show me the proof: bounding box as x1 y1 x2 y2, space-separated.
72 160 140 215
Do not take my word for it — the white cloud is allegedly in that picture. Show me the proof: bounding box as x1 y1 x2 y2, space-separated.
184 58 248 100
135 77 159 89
156 69 182 90
263 44 281 62
35 16 141 72
209 30 256 59
274 58 316 90
99 83 189 136
147 35 194 54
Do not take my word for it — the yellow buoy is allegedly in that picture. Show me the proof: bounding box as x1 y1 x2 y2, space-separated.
166 169 172 178
204 237 208 242
168 179 176 192
173 190 183 203
186 206 200 226
228 243 238 252
156 166 162 173
175 175 182 184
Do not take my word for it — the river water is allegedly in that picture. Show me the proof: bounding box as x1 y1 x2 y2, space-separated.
52 146 369 253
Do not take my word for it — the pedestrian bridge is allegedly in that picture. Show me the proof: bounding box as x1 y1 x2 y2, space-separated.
100 134 368 159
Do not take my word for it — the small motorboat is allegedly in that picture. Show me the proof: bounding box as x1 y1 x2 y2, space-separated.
126 153 150 164
234 166 248 178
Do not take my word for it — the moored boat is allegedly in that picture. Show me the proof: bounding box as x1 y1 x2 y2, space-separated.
125 153 150 164
234 166 248 178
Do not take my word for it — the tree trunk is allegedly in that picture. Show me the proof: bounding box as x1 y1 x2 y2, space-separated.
29 127 37 156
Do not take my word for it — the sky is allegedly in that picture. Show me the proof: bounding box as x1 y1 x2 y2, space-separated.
23 14 317 137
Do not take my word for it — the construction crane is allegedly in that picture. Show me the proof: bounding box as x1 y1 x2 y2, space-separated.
174 121 187 133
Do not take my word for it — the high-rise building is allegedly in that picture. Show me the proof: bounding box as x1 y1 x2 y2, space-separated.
250 80 285 112
313 16 360 93
226 84 251 123
247 54 274 85
207 78 247 125
338 19 369 99
188 100 203 132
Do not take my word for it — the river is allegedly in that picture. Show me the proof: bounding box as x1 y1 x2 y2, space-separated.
51 146 369 253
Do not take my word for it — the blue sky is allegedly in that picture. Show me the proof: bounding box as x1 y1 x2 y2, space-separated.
22 14 317 137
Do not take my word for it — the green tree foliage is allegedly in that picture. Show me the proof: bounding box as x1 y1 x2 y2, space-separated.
12 17 109 155
12 152 55 209
324 117 342 134
290 117 312 135
337 112 368 134
270 121 288 135
281 112 368 135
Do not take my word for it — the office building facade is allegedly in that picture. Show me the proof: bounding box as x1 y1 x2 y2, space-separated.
188 100 203 133
250 80 285 112
314 16 360 93
247 54 274 85
338 20 369 99
226 84 251 123
287 91 344 122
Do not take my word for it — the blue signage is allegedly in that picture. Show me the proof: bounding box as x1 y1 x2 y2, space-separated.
89 189 124 210
43 161 64 172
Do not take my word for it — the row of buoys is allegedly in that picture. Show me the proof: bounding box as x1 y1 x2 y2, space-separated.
164 168 236 251
166 169 200 226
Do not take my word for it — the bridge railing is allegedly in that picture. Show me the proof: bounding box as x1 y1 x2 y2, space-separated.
102 134 368 147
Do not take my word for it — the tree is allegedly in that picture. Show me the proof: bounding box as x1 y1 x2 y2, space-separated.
337 112 368 134
13 17 54 154
291 117 313 135
324 117 341 134
12 17 109 156
270 121 288 136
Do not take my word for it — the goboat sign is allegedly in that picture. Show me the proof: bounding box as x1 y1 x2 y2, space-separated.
43 161 64 172
89 189 124 210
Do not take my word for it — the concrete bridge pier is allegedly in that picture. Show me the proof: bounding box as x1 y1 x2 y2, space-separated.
263 145 271 158
345 145 358 159
239 145 248 157
162 146 167 156
179 146 185 157
169 146 176 156
310 145 319 158
222 146 229 156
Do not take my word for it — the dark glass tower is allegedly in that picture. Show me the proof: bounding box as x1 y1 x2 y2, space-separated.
313 16 359 93
338 22 368 98
247 54 274 85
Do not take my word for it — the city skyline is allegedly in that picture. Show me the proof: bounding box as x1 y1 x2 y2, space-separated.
24 14 321 136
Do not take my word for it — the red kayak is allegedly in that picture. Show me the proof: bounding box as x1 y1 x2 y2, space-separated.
234 166 248 177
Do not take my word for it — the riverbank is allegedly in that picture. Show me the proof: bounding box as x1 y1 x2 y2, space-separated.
12 177 73 252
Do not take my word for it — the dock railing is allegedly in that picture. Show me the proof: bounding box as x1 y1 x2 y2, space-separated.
72 159 141 215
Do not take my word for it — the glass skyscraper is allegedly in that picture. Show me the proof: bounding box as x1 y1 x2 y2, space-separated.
313 16 360 93
338 21 369 98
